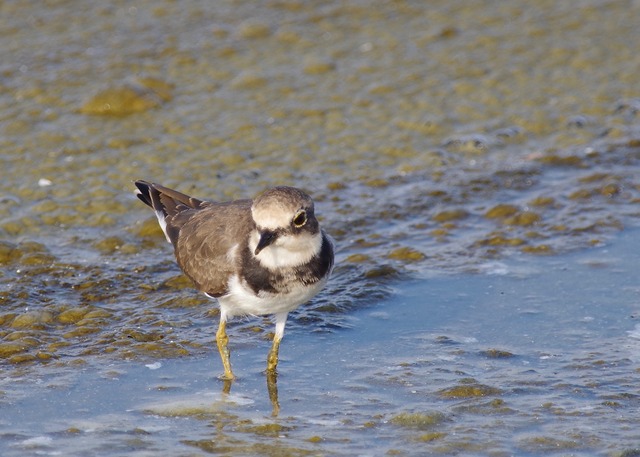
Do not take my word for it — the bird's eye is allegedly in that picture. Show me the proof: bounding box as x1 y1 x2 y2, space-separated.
293 210 307 228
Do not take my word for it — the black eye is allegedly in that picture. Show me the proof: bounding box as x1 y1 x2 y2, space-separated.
293 210 307 228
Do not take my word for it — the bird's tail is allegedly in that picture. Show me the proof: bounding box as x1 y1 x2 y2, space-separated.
134 180 204 243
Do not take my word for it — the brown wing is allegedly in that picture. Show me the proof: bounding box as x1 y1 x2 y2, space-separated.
135 180 254 296
174 201 254 297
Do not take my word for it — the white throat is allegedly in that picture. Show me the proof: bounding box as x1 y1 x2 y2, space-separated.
250 230 322 269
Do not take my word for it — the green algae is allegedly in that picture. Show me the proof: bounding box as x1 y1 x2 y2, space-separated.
183 439 315 457
56 307 92 324
569 188 595 200
438 382 502 399
236 18 271 39
416 432 447 442
8 353 37 364
364 265 401 279
476 235 526 247
452 398 515 415
122 329 165 343
522 244 554 254
617 450 640 457
0 241 51 265
93 236 126 254
386 247 426 262
536 154 585 167
302 56 336 75
161 275 194 290
390 412 447 430
600 183 621 198
365 178 390 188
344 253 371 263
482 349 515 358
484 204 519 219
503 211 541 226
63 327 102 339
125 342 190 358
431 440 497 455
518 436 589 452
429 228 450 238
83 309 113 320
432 209 469 223
10 311 54 329
131 217 166 239
80 78 173 116
528 196 556 207
238 422 292 437
0 342 28 358
0 241 21 264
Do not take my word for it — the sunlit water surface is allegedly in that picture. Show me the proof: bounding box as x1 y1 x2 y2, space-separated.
1 228 640 456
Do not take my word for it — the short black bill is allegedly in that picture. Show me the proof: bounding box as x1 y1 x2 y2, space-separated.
255 230 278 255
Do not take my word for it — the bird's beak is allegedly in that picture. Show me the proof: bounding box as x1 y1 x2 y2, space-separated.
255 230 277 255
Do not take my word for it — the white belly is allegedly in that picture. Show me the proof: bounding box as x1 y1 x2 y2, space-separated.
217 274 328 319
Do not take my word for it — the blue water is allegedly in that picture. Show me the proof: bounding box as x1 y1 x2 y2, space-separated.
1 228 639 456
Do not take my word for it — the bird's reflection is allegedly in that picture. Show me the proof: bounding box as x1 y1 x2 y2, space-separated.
266 370 280 417
219 371 280 417
221 378 232 396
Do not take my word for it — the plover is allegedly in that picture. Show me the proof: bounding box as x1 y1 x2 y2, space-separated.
134 180 334 380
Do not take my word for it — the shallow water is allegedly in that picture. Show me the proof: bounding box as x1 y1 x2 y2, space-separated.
1 0 640 455
2 228 640 456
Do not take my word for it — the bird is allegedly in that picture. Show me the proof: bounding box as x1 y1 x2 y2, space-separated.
134 180 334 380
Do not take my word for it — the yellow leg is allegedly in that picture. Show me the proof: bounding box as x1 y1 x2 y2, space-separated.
266 334 281 373
268 313 288 374
216 319 235 380
267 315 287 416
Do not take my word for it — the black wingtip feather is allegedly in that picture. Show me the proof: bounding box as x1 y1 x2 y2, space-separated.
134 180 153 207
136 191 151 206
